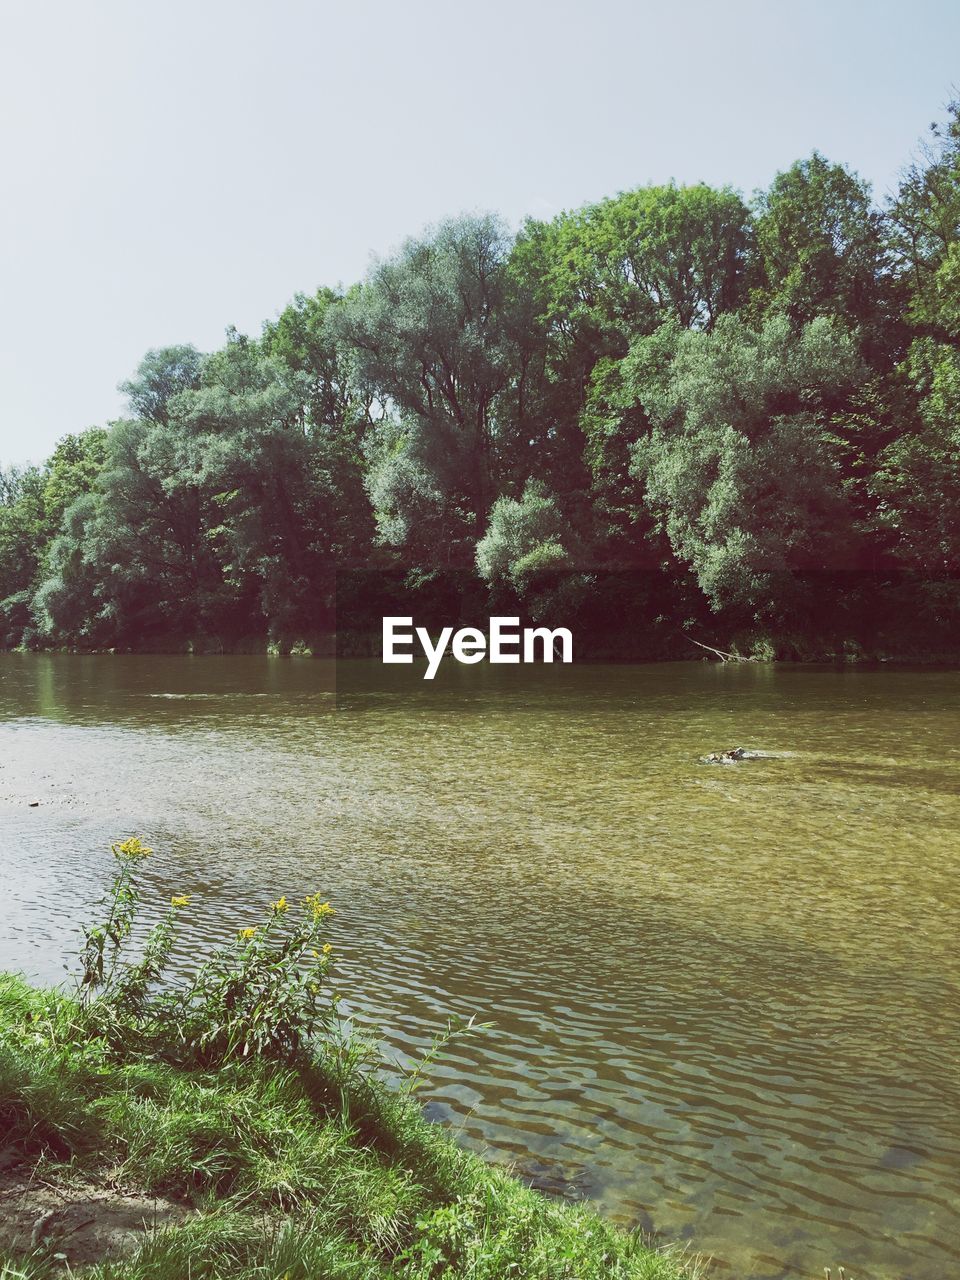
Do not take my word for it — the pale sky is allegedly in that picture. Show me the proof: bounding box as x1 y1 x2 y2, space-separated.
1 0 957 467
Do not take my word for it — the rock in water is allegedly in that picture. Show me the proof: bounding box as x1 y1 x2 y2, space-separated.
703 747 763 764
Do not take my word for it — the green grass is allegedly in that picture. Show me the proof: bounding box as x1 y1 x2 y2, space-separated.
0 973 698 1280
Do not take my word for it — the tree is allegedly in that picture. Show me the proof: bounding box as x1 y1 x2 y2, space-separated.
10 108 960 656
476 481 579 588
172 332 339 640
517 183 751 347
0 465 45 643
889 100 960 336
629 314 865 621
872 338 960 574
873 102 960 575
751 154 901 363
0 430 109 645
263 289 376 567
34 416 227 645
510 184 753 569
333 214 521 565
41 429 108 541
34 321 379 648
578 324 679 566
119 345 204 426
588 183 752 334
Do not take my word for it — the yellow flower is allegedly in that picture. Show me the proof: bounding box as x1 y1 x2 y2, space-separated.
170 894 191 908
271 895 288 915
238 926 258 940
322 943 333 955
303 893 335 920
113 837 152 862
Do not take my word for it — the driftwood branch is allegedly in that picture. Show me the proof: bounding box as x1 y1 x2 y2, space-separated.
685 637 754 663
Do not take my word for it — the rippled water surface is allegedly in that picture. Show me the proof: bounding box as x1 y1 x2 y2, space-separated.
1 654 958 1278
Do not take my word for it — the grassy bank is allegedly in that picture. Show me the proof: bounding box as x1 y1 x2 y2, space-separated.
0 842 697 1280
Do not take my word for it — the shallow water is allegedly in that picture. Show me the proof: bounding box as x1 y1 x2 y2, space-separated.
1 653 958 1279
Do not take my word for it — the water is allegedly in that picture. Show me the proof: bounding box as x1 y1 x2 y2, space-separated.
1 653 958 1279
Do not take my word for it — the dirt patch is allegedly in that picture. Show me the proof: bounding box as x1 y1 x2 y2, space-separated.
0 1164 190 1265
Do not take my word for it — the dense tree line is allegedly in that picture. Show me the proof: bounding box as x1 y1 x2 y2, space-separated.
3 105 959 657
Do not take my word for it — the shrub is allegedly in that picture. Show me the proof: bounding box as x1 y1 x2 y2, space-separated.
76 838 337 1068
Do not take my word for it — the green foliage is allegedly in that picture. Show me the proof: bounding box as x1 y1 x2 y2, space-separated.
118 345 203 426
750 153 899 347
630 315 864 618
39 429 109 542
32 416 228 646
169 892 336 1066
74 843 337 1067
870 102 960 578
528 183 751 343
872 338 960 572
0 429 108 646
0 467 45 612
332 214 523 564
476 481 578 589
78 837 156 997
889 100 960 337
30 328 372 648
3 103 960 654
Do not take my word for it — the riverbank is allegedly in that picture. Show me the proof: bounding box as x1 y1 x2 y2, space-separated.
6 633 960 664
0 842 697 1280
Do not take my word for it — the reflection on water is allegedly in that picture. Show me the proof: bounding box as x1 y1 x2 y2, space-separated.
1 653 958 1279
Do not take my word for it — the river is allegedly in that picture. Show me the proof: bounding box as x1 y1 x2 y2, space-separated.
1 653 958 1279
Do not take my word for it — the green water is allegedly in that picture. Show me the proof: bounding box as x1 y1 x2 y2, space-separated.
1 653 958 1279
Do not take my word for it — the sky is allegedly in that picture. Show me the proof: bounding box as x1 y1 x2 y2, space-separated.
1 0 958 467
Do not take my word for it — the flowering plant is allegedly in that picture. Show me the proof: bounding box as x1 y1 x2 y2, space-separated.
77 838 337 1067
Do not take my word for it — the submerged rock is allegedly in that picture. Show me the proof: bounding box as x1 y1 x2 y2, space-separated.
508 1154 590 1202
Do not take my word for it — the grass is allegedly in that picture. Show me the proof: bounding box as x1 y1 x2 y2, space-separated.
0 974 698 1280
0 842 700 1280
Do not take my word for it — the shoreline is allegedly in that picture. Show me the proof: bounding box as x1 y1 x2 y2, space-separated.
0 837 700 1280
4 640 960 666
